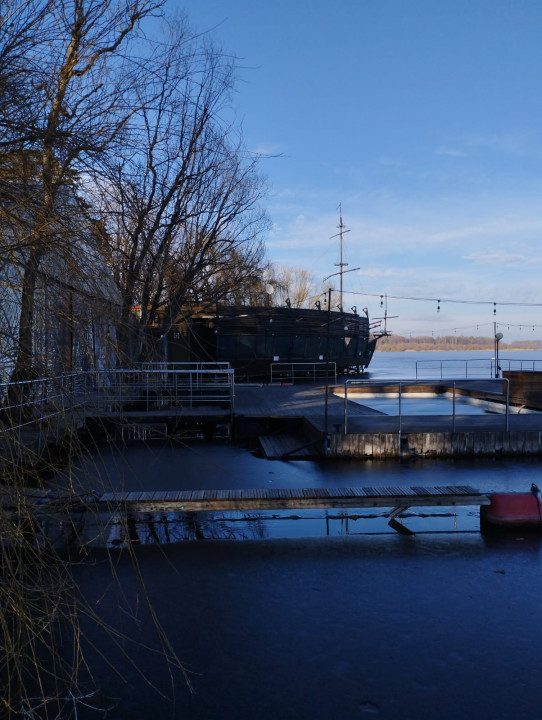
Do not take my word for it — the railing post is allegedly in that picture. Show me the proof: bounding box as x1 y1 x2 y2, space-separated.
344 382 349 434
119 371 123 419
452 381 456 432
504 378 509 432
17 383 23 460
398 382 402 436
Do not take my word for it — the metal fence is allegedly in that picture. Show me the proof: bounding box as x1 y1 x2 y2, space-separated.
0 366 235 447
87 368 235 413
343 378 510 434
415 357 542 380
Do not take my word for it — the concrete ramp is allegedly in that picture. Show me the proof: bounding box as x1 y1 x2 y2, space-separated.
258 433 320 459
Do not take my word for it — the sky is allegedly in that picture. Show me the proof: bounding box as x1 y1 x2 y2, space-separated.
176 0 542 341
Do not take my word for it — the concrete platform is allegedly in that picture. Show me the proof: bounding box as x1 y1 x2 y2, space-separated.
234 381 542 458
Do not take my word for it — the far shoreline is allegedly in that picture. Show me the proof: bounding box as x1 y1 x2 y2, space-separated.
375 347 542 352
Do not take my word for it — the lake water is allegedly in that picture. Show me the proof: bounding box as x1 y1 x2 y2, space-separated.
67 351 542 720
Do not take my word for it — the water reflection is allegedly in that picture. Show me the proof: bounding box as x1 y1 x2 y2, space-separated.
44 439 542 549
44 505 478 550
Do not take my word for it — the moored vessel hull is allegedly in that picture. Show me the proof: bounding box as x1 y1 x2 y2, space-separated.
169 304 378 380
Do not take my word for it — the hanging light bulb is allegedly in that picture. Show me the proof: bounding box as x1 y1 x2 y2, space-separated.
380 295 384 308
493 303 497 315
437 299 441 312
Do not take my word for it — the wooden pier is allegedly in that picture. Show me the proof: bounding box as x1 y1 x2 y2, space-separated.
25 485 490 535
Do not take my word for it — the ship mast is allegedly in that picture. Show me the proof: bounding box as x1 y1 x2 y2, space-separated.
331 203 350 310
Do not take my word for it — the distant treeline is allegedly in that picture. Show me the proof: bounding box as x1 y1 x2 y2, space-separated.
376 334 542 352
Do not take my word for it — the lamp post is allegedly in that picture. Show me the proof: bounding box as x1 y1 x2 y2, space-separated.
494 331 503 378
322 267 360 311
324 287 332 452
321 267 360 453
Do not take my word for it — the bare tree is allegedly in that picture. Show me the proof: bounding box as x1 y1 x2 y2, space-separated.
272 267 315 308
0 0 164 384
89 16 269 364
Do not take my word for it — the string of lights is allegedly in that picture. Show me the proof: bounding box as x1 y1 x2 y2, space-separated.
345 289 542 309
339 289 542 338
398 323 542 338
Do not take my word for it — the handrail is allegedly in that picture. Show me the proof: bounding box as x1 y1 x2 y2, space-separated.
415 357 542 379
134 361 230 370
0 366 235 443
343 378 510 434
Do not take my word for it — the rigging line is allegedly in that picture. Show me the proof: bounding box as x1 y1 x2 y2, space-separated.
345 290 542 308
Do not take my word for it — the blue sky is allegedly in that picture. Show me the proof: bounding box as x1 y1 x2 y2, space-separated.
178 0 542 341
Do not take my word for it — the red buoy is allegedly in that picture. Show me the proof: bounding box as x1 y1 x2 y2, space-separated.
481 491 542 528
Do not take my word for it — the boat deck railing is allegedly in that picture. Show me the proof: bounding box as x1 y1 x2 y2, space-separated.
270 361 337 384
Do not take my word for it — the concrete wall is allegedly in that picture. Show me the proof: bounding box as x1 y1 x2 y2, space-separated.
332 430 542 458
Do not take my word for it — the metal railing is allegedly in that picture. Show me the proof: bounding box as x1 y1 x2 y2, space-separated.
87 368 235 413
498 357 542 373
270 362 337 384
415 357 542 379
0 366 235 450
343 378 510 434
135 362 231 371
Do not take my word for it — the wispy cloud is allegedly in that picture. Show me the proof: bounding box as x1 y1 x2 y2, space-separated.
251 142 286 156
464 132 532 155
435 146 467 157
379 156 404 166
356 267 413 278
463 250 542 267
463 250 526 265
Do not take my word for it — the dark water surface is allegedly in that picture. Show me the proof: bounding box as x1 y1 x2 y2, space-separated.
74 531 542 720
60 351 542 718
61 441 542 719
52 439 542 541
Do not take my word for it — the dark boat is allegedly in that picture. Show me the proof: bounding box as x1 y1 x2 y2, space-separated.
168 303 379 380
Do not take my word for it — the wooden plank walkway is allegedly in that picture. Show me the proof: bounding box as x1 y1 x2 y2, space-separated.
32 485 490 514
